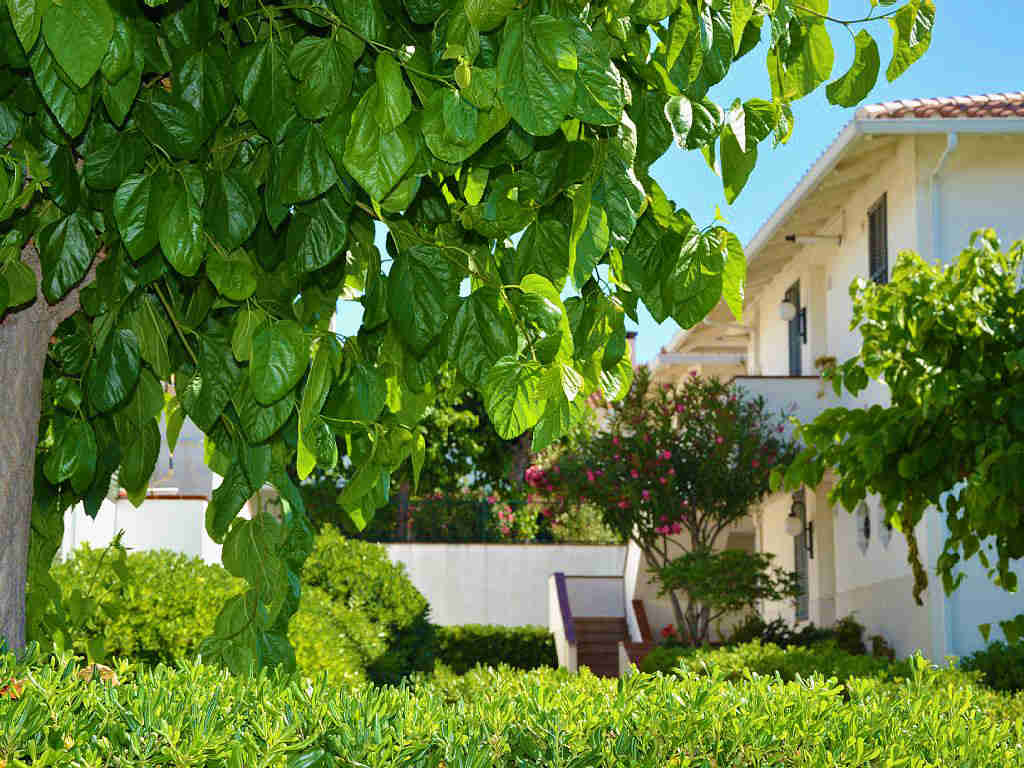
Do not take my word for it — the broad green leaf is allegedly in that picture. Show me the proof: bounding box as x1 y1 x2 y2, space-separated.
323 363 387 426
273 121 338 205
137 88 205 160
387 245 457 355
375 54 412 133
465 0 517 31
221 516 288 625
887 0 935 81
118 418 159 501
343 85 416 202
497 14 577 136
165 395 184 454
9 0 47 50
83 127 147 191
827 30 880 107
446 287 518 386
86 328 141 413
285 187 351 273
37 212 97 303
100 11 134 83
721 229 746 321
420 88 510 164
288 34 359 120
128 296 171 378
720 123 757 203
233 375 294 443
571 21 625 126
1 260 36 308
768 21 834 102
178 328 242 431
666 234 725 329
208 248 258 301
231 305 267 362
174 46 233 138
481 355 545 439
102 42 143 126
113 173 162 260
205 463 254 542
251 320 308 405
44 419 96 488
42 0 113 88
233 40 295 144
121 368 164 430
520 273 573 363
205 170 259 250
159 173 204 276
29 43 92 138
515 216 571 289
531 391 586 452
411 432 425 491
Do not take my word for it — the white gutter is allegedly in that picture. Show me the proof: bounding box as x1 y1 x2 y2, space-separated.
930 132 959 262
860 117 1024 135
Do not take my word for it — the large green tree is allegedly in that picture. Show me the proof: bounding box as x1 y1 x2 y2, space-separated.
778 231 1024 644
0 0 933 668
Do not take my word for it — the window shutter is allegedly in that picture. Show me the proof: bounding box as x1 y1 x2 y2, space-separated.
868 194 888 284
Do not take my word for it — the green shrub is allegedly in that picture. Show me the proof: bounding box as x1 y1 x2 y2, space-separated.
293 525 438 685
726 613 867 654
962 640 1024 692
638 640 934 686
2 650 1022 767
50 547 245 664
437 625 556 674
52 527 437 685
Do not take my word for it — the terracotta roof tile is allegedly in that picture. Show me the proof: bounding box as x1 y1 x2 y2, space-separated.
857 92 1024 120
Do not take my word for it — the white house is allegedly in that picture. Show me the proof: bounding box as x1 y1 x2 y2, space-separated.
643 92 1024 662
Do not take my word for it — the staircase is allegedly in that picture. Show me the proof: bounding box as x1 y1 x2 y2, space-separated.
623 599 655 670
574 617 628 677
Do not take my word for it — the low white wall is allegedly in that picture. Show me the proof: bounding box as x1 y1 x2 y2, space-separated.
386 544 626 626
565 576 624 618
61 497 210 562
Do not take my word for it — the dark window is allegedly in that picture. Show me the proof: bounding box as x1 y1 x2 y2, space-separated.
785 282 802 376
869 194 888 284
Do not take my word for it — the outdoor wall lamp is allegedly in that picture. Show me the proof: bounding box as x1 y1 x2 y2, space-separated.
785 491 814 559
778 301 808 342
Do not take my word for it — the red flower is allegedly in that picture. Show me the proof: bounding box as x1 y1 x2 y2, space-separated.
661 624 677 638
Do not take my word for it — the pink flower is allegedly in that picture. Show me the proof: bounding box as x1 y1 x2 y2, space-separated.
676 404 685 413
655 525 669 535
661 450 672 460
660 515 668 523
487 495 497 504
614 454 620 461
501 525 511 535
690 371 698 377
777 425 785 433
668 468 676 476
542 507 553 518
715 436 724 445
641 489 651 501
659 477 668 485
630 469 639 479
617 500 630 509
612 436 620 446
751 459 760 469
682 499 689 507
670 522 682 535
586 470 596 484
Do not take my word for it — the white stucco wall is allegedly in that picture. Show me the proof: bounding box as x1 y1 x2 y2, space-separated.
385 544 625 626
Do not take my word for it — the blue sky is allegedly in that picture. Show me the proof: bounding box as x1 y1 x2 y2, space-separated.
338 2 1024 363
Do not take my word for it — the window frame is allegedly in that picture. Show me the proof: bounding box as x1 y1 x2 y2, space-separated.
868 193 889 285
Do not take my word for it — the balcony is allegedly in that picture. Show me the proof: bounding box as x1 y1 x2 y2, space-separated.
730 375 844 441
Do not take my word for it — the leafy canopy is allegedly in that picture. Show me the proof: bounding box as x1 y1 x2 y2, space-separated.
0 0 932 670
776 232 1024 644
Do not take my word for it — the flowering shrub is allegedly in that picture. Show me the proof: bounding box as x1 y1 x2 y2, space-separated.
529 367 798 644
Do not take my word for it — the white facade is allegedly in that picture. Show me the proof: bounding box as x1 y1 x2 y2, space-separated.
648 100 1024 660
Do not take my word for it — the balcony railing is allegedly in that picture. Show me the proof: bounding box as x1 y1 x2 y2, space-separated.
730 375 843 441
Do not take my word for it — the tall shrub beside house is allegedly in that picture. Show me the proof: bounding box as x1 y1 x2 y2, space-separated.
529 368 799 645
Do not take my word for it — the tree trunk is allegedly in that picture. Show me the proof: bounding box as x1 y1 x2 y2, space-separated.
0 245 91 651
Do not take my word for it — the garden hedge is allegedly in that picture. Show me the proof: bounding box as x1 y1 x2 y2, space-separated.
962 640 1024 693
436 624 556 674
1 651 1022 767
50 527 437 684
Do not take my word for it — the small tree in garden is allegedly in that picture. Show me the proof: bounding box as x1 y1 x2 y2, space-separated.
528 367 797 645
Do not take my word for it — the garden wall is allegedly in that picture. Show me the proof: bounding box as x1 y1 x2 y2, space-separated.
385 544 626 626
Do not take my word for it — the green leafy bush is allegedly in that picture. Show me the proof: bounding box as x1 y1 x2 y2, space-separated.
638 640 933 686
727 614 867 655
52 528 437 684
50 547 245 664
437 625 556 674
2 650 1022 767
293 525 438 685
962 641 1024 692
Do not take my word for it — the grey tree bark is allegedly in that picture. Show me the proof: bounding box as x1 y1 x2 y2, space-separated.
0 245 92 651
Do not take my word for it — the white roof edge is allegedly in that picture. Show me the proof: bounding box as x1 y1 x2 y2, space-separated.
744 119 862 263
744 116 1024 263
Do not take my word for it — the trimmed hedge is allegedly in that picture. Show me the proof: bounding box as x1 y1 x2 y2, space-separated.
2 651 1022 766
639 640 935 686
51 527 437 684
437 625 556 674
962 640 1024 693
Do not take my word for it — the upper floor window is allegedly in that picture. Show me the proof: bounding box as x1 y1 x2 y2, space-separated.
868 194 888 284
